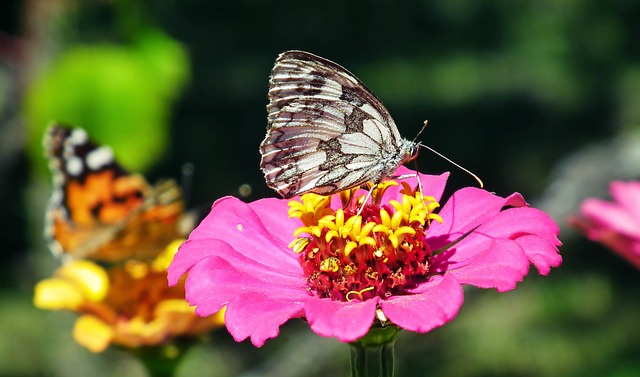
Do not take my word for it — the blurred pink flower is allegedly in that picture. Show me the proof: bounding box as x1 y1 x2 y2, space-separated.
168 167 562 347
570 180 640 268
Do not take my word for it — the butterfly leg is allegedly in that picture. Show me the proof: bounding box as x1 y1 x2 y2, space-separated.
356 183 378 216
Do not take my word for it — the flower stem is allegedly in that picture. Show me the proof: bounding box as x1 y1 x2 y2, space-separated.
349 326 400 377
134 343 187 377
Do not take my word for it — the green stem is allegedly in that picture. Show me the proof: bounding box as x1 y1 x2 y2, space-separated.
349 326 400 377
134 343 186 377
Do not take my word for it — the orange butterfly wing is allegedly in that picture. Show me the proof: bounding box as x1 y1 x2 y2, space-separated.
44 125 185 262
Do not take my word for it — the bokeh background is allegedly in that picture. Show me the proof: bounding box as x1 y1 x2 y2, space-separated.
1 0 639 376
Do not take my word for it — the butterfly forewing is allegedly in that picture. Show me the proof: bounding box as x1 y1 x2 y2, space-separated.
43 124 184 262
261 50 417 198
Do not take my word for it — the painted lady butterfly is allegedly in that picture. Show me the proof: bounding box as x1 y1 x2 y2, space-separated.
43 124 188 262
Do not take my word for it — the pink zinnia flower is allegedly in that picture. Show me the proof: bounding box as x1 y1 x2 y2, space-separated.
168 167 561 347
570 180 640 269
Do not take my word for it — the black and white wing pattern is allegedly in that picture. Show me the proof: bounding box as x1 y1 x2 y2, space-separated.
260 50 419 198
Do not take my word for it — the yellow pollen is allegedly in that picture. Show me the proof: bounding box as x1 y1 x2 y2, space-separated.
346 286 374 301
237 224 243 231
320 257 341 273
373 247 386 258
343 263 357 275
399 240 413 252
308 247 319 259
288 238 310 254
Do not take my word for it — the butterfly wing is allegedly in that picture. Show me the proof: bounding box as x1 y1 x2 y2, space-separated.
261 50 416 198
44 124 184 262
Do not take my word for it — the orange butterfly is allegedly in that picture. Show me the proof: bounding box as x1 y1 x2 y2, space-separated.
43 124 190 262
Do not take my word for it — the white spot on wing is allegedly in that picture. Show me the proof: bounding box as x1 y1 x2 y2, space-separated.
86 146 114 170
70 128 88 145
66 157 83 176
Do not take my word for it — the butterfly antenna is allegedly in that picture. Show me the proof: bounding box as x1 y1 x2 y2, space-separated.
418 143 484 188
411 120 430 144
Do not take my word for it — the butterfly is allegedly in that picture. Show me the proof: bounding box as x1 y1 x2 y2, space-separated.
43 124 189 262
260 50 420 198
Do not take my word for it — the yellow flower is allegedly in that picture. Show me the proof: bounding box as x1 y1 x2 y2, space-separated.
34 240 225 353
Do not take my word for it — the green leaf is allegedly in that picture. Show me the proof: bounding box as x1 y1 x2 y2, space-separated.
25 30 190 176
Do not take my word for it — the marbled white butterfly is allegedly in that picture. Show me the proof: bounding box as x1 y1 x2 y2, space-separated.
260 50 419 198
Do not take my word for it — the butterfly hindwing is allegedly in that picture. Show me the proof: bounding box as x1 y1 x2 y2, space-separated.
261 50 417 198
44 124 184 262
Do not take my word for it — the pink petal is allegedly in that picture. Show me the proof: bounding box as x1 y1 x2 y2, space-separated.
381 274 463 332
514 234 563 275
610 181 640 222
447 207 560 263
442 238 531 292
168 238 226 285
249 197 302 246
305 297 379 343
432 206 561 288
184 244 307 305
581 198 640 239
225 292 306 347
183 257 230 315
187 196 299 270
428 188 528 249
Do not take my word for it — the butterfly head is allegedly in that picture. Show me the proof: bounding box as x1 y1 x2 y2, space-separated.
401 138 420 165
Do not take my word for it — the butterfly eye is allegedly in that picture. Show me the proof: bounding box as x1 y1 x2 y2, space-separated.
409 144 420 160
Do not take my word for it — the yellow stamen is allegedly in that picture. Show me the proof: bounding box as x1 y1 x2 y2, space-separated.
395 226 416 237
391 210 404 229
320 257 341 273
388 233 399 248
379 209 392 228
429 213 443 223
288 238 310 254
293 226 321 237
325 230 340 243
344 241 358 257
359 237 377 248
289 179 442 302
317 214 337 230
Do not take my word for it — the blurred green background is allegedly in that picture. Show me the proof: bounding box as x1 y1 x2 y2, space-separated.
1 0 639 376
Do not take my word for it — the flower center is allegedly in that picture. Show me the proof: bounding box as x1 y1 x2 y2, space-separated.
288 181 442 301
